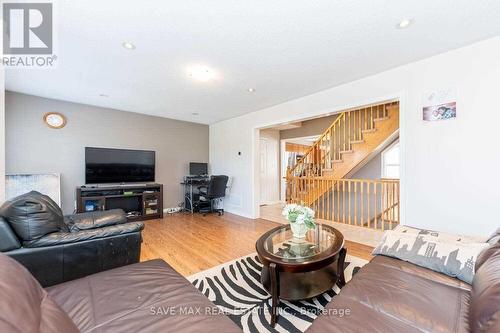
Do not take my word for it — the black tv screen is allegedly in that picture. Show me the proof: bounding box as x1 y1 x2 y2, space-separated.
85 147 155 184
189 162 208 176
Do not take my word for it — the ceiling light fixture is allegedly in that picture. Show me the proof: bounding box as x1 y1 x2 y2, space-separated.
122 42 136 50
396 19 413 29
188 65 217 82
192 112 199 116
99 94 109 97
247 88 255 92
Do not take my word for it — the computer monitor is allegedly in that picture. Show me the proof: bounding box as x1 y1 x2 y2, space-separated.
189 162 208 176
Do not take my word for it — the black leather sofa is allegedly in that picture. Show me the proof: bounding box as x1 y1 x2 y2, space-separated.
0 191 144 287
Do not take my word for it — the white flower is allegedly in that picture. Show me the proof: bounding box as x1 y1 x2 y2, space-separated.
303 206 315 218
295 214 305 224
282 203 298 217
282 204 316 228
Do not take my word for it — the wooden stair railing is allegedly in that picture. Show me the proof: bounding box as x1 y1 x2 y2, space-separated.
286 177 400 230
286 101 399 205
368 202 399 227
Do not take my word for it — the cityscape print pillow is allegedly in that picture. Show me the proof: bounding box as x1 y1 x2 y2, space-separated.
392 225 488 243
373 230 489 283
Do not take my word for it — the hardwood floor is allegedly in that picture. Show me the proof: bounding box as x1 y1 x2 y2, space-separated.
140 212 374 277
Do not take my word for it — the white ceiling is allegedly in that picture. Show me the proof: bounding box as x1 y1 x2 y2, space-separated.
5 0 500 124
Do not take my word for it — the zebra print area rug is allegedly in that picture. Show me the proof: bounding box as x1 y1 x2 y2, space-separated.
188 253 367 333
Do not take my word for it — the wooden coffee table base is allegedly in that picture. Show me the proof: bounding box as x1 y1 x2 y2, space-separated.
260 248 347 327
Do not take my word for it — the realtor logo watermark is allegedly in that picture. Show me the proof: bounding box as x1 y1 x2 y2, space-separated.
2 2 57 67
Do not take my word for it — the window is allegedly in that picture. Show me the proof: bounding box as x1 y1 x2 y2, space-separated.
382 140 400 179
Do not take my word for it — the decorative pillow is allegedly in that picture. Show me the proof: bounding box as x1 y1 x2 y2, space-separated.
393 225 488 243
373 230 489 284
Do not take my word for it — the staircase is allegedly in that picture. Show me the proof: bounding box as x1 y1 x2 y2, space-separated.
286 101 399 206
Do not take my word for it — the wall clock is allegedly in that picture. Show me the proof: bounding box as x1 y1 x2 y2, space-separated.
43 112 67 129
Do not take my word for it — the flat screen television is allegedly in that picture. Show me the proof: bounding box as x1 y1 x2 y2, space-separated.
85 147 155 184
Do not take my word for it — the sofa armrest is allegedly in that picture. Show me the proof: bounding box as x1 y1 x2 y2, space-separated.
65 209 127 231
7 230 143 287
0 217 21 251
23 222 144 248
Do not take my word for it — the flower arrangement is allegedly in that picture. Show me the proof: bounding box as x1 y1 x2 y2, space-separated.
282 204 316 238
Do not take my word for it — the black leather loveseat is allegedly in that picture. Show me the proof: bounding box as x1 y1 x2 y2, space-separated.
0 191 144 287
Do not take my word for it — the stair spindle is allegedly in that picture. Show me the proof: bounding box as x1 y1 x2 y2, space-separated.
370 106 373 129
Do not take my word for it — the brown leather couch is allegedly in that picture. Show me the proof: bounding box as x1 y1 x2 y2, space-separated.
0 253 241 333
1 232 499 332
1 191 143 287
306 234 500 333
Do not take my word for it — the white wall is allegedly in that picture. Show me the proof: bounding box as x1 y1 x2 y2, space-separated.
210 37 500 236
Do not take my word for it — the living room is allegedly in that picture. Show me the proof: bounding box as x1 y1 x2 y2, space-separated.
1 1 500 333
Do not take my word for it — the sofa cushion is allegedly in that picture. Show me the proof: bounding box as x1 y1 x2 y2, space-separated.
23 221 144 248
65 209 127 231
470 244 500 333
47 259 242 333
306 293 423 333
0 191 67 241
316 255 470 333
371 255 472 291
0 253 79 333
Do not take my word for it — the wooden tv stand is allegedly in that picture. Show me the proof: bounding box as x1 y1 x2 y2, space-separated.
76 183 163 222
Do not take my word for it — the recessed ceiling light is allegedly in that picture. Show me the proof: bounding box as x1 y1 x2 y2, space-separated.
188 65 217 82
247 88 255 92
192 112 199 116
396 19 413 29
122 42 136 50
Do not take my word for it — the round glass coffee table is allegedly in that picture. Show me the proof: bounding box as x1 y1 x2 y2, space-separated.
255 224 346 327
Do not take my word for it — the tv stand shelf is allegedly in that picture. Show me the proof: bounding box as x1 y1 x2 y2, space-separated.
76 184 163 222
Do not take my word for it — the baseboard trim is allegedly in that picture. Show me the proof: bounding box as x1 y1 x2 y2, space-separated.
260 201 284 206
224 207 254 219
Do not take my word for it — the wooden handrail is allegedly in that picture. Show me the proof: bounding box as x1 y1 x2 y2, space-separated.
288 112 346 175
287 101 399 178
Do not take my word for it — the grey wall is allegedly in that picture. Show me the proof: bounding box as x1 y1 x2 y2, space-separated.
0 69 4 203
351 152 382 179
280 114 338 140
5 91 209 214
351 137 399 179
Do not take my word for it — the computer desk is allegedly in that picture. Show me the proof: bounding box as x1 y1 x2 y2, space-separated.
180 176 210 213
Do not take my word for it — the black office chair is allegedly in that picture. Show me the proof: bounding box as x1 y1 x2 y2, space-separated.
198 175 229 216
